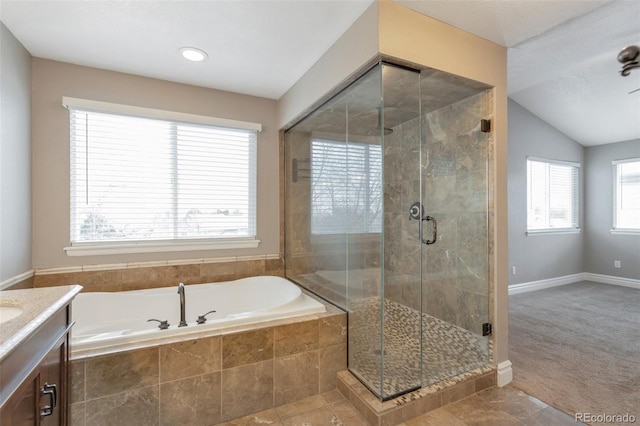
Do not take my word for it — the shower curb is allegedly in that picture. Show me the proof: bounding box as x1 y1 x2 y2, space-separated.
337 366 496 425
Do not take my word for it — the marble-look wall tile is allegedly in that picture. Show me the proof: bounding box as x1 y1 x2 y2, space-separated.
233 260 265 278
319 314 347 347
121 267 166 289
199 261 237 282
441 379 475 405
221 360 274 422
85 386 159 426
274 351 319 406
69 402 86 426
35 258 283 292
159 372 221 426
35 271 122 292
4 275 34 290
159 335 221 382
70 360 85 403
274 320 319 357
163 263 202 284
85 347 158 399
222 328 274 369
319 343 347 393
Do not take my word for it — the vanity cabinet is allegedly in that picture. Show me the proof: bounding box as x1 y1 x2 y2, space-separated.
0 304 71 426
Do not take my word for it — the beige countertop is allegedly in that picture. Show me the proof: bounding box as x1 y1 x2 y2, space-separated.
0 285 83 362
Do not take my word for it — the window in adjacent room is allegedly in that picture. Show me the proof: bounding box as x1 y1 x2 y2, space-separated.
612 158 640 233
526 157 581 234
64 97 261 255
310 138 382 234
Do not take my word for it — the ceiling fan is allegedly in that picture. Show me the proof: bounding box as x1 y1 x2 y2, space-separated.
618 45 640 94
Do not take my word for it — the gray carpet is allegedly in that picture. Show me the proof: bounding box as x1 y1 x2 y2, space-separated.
509 281 640 425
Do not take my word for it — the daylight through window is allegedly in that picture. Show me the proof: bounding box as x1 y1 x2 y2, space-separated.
68 103 258 247
613 158 640 232
527 158 580 233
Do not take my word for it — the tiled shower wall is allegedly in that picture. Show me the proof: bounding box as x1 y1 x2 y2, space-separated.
384 91 492 334
70 312 346 425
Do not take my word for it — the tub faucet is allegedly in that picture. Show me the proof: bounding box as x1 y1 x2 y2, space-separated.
177 282 187 327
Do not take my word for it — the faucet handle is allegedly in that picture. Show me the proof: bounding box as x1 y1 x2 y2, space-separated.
196 310 217 324
147 319 170 330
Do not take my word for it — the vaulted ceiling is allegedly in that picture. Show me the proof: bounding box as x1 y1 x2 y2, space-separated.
2 0 638 146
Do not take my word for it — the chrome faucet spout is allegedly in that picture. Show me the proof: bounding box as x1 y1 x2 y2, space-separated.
177 282 187 327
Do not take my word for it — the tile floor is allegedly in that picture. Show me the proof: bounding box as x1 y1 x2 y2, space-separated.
217 385 583 425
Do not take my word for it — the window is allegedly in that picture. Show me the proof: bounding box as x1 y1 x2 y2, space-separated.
311 139 382 234
612 158 640 233
64 97 261 255
527 157 580 234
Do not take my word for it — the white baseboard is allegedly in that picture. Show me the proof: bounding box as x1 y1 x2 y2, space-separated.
583 273 640 290
497 360 512 387
0 270 35 291
509 272 640 295
508 273 584 295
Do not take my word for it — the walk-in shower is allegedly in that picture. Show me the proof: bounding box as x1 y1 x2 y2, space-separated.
284 61 493 400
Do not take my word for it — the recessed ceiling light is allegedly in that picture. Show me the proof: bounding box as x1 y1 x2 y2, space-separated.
180 47 208 62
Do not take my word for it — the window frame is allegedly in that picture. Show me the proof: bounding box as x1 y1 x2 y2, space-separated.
611 157 640 235
62 97 262 256
526 156 581 236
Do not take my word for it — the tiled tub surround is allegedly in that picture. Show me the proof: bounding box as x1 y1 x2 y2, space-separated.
69 305 347 425
32 255 284 292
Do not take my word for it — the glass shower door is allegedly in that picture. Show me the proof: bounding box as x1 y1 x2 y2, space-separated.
420 71 492 385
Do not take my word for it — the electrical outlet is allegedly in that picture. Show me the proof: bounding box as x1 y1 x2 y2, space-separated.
511 266 517 275
614 260 621 268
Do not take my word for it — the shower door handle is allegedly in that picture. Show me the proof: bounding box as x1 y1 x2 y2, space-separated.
422 216 437 245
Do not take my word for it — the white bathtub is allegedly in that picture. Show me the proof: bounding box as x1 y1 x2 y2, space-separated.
71 276 326 356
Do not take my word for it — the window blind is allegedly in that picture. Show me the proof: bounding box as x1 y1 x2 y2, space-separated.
527 158 580 231
69 107 257 245
311 139 382 234
613 158 640 231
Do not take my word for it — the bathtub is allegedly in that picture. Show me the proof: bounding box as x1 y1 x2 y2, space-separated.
71 276 326 356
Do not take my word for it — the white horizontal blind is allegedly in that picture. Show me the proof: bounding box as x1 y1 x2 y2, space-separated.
69 108 257 244
311 139 382 234
527 158 580 230
613 158 640 230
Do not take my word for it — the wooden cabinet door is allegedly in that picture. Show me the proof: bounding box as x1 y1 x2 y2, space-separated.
0 370 39 426
38 336 67 426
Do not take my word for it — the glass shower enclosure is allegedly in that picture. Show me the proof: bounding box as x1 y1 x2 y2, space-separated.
284 62 492 400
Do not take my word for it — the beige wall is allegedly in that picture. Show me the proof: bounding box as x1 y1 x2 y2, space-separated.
277 1 379 129
31 59 280 269
278 0 509 367
0 23 32 282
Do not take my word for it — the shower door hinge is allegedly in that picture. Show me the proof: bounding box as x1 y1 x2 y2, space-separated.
480 119 491 133
482 322 492 336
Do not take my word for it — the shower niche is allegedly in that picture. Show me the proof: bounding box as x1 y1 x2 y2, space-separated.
284 62 493 400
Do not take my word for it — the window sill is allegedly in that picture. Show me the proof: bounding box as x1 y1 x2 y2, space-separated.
526 228 581 236
609 229 640 235
64 238 261 256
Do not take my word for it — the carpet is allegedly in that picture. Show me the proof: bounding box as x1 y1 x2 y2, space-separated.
509 281 640 425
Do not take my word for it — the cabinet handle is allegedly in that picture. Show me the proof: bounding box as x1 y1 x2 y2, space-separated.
40 382 57 417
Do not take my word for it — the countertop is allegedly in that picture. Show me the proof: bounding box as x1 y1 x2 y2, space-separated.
0 285 83 362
